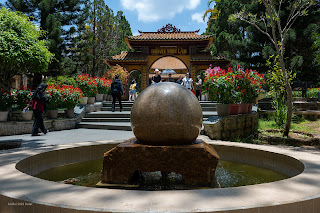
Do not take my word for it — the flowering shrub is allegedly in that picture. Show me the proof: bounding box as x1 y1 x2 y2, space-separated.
13 87 32 110
0 89 13 111
76 74 98 97
94 77 112 94
46 85 83 110
59 85 83 109
46 85 63 110
307 88 320 98
103 65 129 93
204 66 265 104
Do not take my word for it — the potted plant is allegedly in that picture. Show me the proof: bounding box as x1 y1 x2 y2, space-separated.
14 88 33 120
204 67 239 116
77 74 98 104
95 77 110 102
0 89 13 121
76 74 90 104
46 85 62 119
60 85 83 118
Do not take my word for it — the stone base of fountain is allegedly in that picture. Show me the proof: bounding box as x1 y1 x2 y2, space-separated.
101 138 219 187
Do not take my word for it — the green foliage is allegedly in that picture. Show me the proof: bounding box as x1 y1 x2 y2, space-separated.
0 89 13 111
205 0 320 83
13 89 32 110
47 76 77 87
313 32 320 66
0 7 53 89
75 1 132 76
272 95 288 129
266 55 296 96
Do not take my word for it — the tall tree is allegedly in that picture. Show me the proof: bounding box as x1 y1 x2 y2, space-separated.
6 0 83 76
204 0 272 72
0 7 53 89
231 0 315 137
75 0 132 77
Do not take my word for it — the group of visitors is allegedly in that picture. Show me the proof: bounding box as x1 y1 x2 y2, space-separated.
151 69 202 100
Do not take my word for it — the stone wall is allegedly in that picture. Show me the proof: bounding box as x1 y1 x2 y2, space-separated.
203 113 258 140
0 103 102 136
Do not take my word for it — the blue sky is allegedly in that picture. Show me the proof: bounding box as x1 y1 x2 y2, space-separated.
0 0 212 34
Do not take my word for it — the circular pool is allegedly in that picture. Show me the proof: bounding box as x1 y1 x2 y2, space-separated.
1 140 320 213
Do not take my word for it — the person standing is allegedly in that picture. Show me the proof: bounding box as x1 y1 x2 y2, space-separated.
181 73 194 91
176 75 183 84
195 75 202 100
111 74 123 112
151 69 161 84
24 83 49 136
129 79 137 101
166 73 175 82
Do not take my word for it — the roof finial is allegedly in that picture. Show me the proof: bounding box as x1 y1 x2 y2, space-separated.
157 24 181 33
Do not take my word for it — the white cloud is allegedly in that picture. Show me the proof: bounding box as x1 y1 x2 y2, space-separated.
192 12 205 24
121 0 201 22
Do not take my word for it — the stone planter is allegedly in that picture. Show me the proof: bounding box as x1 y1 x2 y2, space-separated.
80 97 88 105
21 110 33 121
228 104 240 115
64 109 74 118
107 95 112 101
96 94 104 102
47 110 58 119
87 97 95 104
0 111 9 122
216 103 230 117
103 94 107 101
238 103 249 114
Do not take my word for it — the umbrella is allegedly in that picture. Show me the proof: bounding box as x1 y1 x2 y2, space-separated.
161 69 176 75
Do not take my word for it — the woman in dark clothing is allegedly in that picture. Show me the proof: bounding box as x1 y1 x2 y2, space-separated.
24 83 49 136
111 75 124 112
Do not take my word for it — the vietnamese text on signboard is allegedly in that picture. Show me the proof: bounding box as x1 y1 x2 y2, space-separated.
151 47 187 55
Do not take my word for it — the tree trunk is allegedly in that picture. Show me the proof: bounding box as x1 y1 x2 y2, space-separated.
279 57 293 137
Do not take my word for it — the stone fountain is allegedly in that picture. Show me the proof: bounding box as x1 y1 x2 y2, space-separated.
101 82 219 187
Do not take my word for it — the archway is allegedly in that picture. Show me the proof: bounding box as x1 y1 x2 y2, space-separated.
148 56 188 86
126 70 141 100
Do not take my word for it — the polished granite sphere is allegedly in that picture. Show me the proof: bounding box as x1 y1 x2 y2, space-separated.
131 82 203 146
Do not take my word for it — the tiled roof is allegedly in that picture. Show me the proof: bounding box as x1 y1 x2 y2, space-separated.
128 32 212 41
110 52 147 61
190 52 225 61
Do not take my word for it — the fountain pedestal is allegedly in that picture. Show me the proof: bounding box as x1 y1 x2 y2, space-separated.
101 138 219 187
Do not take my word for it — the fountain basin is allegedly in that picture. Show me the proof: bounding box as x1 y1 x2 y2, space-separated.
1 140 320 213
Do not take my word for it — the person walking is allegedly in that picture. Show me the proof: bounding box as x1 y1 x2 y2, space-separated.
151 69 161 85
111 74 123 112
181 73 194 91
195 75 202 101
24 83 49 136
129 79 137 101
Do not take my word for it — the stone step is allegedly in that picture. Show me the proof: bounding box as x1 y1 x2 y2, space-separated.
85 111 216 119
101 107 132 111
86 112 131 118
77 122 132 131
81 118 131 122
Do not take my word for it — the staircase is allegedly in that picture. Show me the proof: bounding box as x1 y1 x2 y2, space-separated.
77 101 217 131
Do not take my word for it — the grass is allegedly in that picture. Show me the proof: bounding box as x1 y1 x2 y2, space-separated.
258 117 320 134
